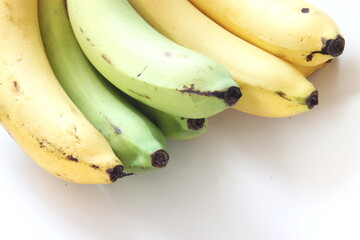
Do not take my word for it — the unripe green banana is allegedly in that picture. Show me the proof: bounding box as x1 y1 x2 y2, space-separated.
39 0 169 173
127 98 208 140
66 0 241 119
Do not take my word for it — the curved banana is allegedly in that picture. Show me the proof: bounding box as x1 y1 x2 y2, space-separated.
127 98 208 140
0 0 129 183
189 0 345 67
129 0 318 118
66 0 241 119
39 0 169 173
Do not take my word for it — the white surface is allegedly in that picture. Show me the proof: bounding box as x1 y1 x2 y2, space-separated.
1 1 359 239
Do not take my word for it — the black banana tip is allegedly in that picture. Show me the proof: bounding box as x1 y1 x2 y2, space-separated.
187 118 206 130
151 150 169 168
107 165 133 182
224 86 242 106
323 35 345 57
306 90 319 109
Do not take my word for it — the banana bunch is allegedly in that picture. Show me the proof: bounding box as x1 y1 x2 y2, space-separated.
129 0 344 117
0 0 344 184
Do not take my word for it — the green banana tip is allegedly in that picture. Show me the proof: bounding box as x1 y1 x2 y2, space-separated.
187 118 206 131
306 90 319 109
107 165 133 182
151 150 169 168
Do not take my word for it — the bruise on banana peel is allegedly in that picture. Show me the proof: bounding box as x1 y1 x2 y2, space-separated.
179 84 242 106
306 35 345 62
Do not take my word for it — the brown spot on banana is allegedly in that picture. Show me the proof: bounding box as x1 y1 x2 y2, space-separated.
101 54 112 65
13 81 19 92
276 91 286 98
67 155 78 162
86 37 95 46
91 164 100 170
301 8 310 13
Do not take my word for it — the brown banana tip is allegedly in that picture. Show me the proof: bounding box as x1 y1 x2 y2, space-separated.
324 35 345 57
151 150 169 168
187 118 206 131
224 86 242 106
306 90 319 109
107 165 133 182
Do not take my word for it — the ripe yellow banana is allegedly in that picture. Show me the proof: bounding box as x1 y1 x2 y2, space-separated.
67 0 241 119
189 0 345 67
0 0 129 184
129 0 318 118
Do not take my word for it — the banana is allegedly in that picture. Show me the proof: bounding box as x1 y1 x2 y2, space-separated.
38 0 169 173
129 0 319 118
0 0 129 184
66 0 241 119
127 97 208 140
189 0 345 67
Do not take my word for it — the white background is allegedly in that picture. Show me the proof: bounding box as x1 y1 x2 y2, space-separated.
1 0 359 239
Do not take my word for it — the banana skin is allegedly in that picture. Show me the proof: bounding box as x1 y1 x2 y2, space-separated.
0 0 129 183
189 0 345 66
127 97 208 140
67 0 241 119
39 0 169 173
129 0 319 118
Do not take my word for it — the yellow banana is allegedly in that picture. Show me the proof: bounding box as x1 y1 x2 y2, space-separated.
0 0 129 184
129 0 319 118
189 0 345 67
294 61 331 77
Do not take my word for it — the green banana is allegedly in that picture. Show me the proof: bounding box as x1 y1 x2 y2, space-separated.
66 0 241 119
128 98 208 140
38 0 169 173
